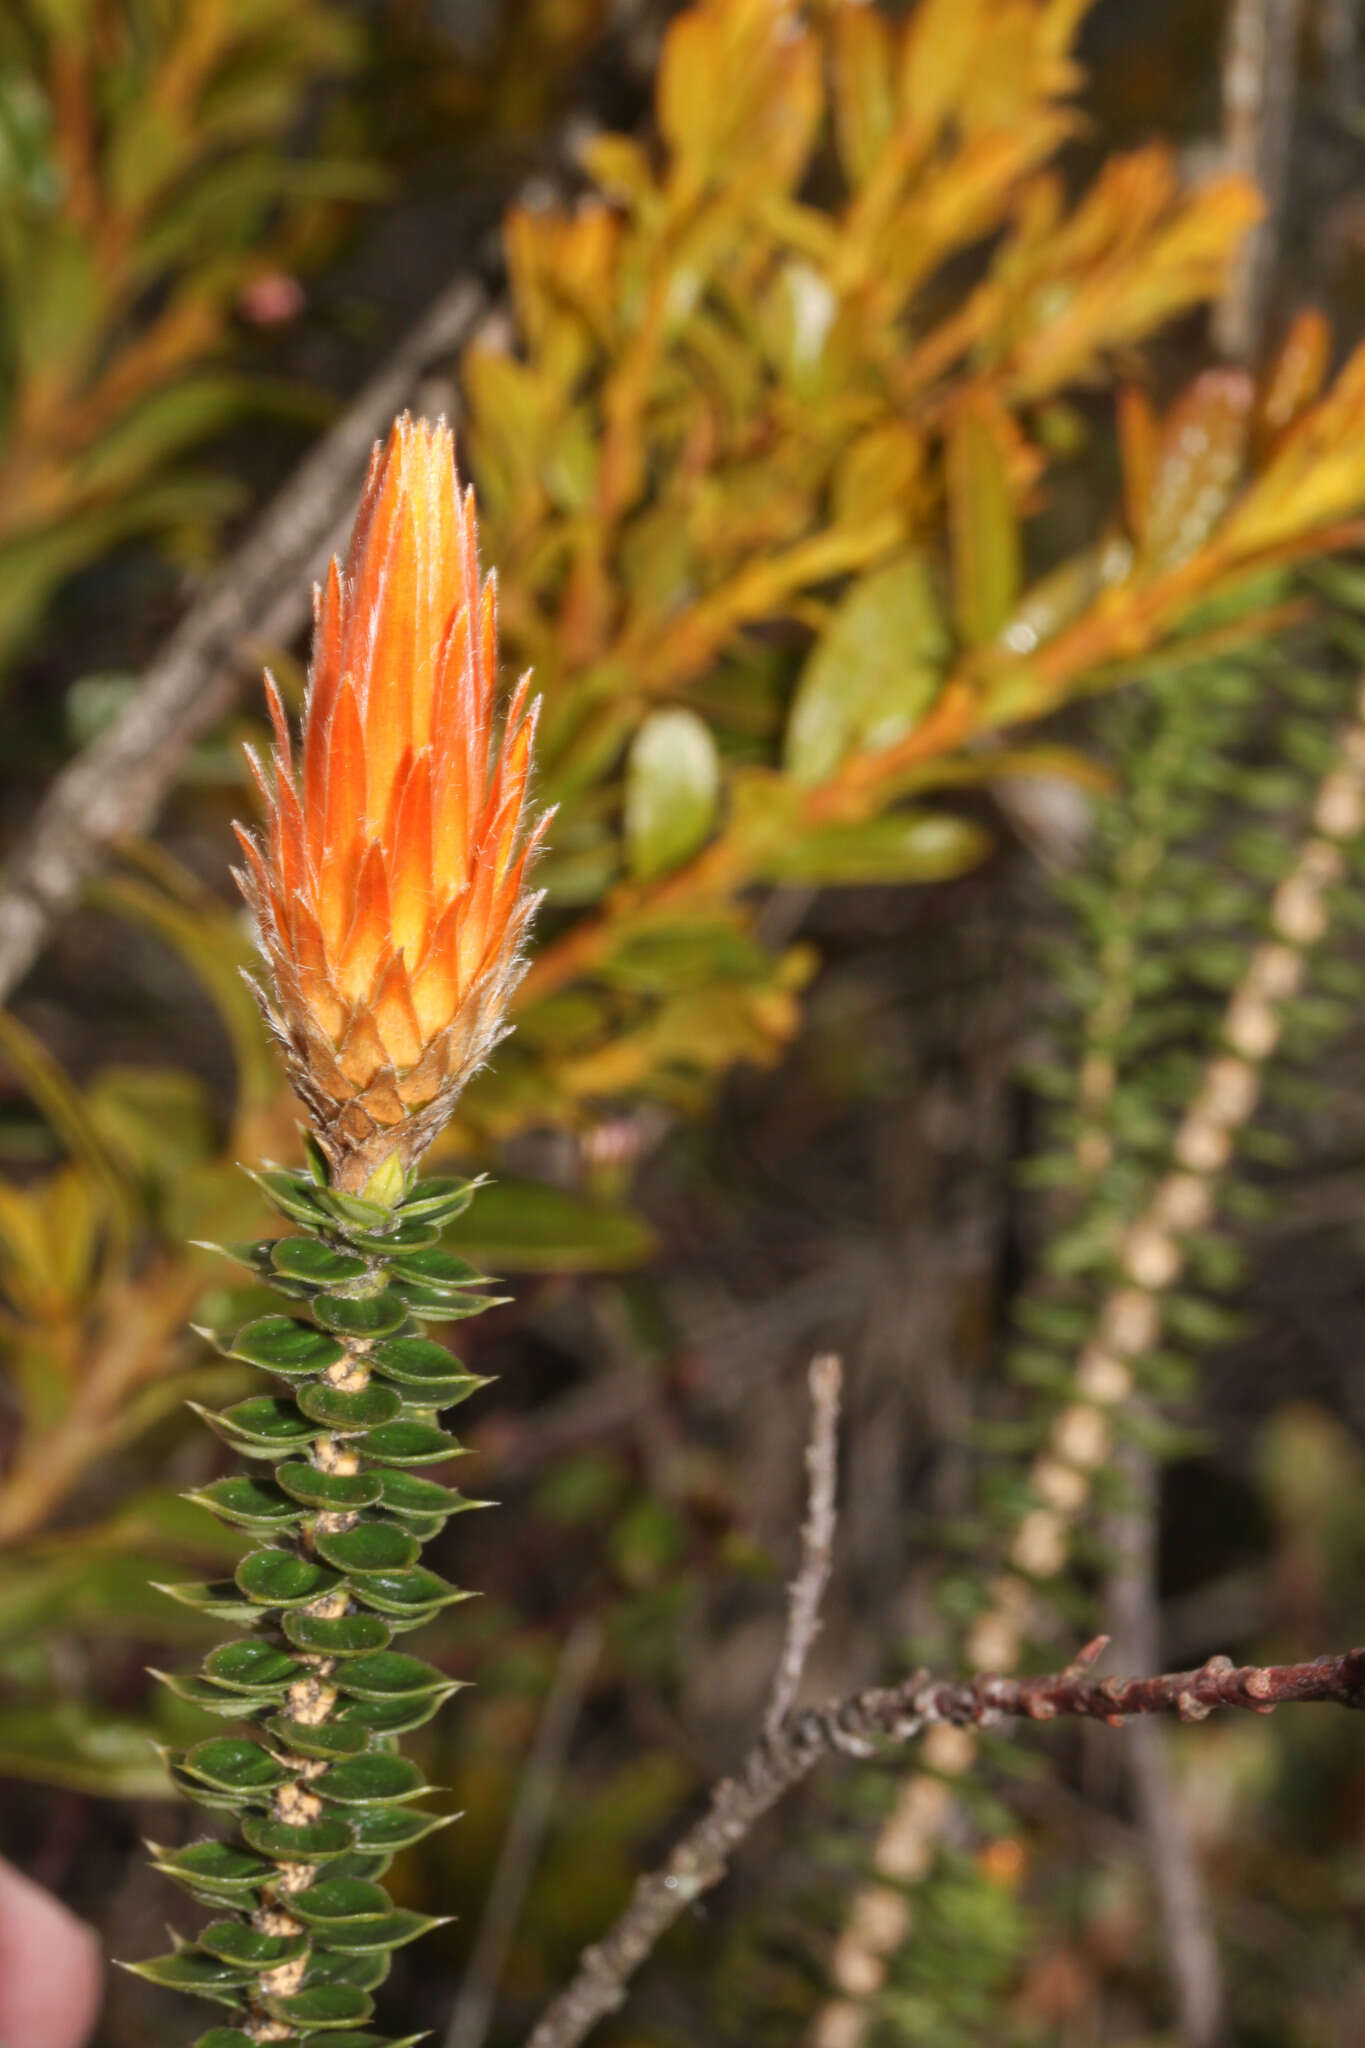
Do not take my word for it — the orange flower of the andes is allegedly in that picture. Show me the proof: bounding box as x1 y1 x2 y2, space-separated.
233 415 549 1191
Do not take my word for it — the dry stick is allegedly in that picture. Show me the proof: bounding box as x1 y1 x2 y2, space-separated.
446 1619 604 2048
1318 0 1360 123
1108 8 1308 2024
0 276 486 1005
522 1644 1365 2048
1108 1437 1224 2048
1213 0 1308 363
766 1355 843 1739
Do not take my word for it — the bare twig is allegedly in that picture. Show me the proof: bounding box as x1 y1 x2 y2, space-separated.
1213 0 1308 362
1318 0 1360 122
0 276 486 1004
766 1355 842 1739
524 1645 1365 2048
446 1619 603 2048
1108 1438 1224 2047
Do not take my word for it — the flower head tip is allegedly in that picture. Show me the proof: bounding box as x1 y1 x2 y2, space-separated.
234 414 549 1192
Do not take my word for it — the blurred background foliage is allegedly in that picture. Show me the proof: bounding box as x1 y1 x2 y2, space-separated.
6 0 1365 2044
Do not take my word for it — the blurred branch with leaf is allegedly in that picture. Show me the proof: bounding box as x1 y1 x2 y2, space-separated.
0 0 378 674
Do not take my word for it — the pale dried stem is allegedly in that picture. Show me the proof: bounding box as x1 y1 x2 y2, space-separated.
445 1619 604 2048
1108 1436 1224 2046
766 1354 843 1740
1213 0 1308 363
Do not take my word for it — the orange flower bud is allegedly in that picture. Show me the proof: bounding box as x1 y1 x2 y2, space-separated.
234 415 549 1190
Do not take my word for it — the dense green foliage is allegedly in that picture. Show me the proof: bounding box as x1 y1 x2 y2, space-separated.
133 1156 497 2043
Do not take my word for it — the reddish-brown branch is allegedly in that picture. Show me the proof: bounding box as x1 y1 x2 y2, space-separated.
523 1644 1365 2048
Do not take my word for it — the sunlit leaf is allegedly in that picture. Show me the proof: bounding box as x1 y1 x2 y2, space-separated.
624 709 721 880
785 555 949 784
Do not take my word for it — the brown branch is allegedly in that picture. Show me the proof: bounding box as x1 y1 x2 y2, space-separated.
765 1354 842 1740
523 1646 1365 2048
0 276 485 1004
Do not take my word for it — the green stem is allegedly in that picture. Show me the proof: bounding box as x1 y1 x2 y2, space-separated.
131 1155 497 2048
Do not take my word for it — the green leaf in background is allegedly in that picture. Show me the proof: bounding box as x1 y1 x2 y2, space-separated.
757 809 993 884
784 553 950 783
0 1702 169 1796
624 708 721 879
946 394 1022 646
437 1177 656 1272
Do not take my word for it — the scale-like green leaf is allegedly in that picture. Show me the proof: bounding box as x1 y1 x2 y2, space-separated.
235 1549 340 1608
127 1952 249 2007
313 1292 409 1339
307 1949 394 1990
181 1737 291 1796
316 1187 393 1230
357 1420 462 1465
283 1611 393 1656
270 1240 370 1285
227 1317 349 1377
195 1397 315 1456
198 1922 309 1970
247 1169 332 1229
152 1843 270 1897
313 1521 421 1575
296 1381 404 1431
350 1568 466 1616
298 2034 430 2048
202 1640 304 1692
154 1672 264 1716
389 1282 494 1319
262 1984 374 2028
347 1806 453 1852
241 1815 355 1862
187 1475 301 1532
386 1247 489 1291
276 1462 385 1510
396 1175 480 1224
315 1909 443 1953
155 1580 260 1624
335 1651 454 1701
317 1752 427 1805
263 1715 369 1762
291 1877 392 1924
336 1691 455 1736
369 1336 468 1385
376 1470 476 1517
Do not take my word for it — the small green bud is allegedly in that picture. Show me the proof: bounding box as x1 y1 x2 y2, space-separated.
361 1150 407 1210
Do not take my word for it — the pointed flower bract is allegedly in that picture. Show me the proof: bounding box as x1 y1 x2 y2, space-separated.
235 415 548 1190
